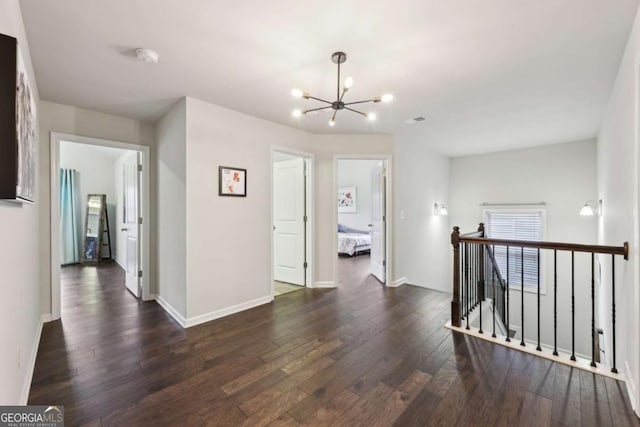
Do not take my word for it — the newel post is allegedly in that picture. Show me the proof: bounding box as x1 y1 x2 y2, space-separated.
451 226 461 327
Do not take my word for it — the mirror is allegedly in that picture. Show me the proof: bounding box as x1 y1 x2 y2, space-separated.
82 194 106 264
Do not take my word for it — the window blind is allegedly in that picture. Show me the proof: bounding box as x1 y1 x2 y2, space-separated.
485 210 543 289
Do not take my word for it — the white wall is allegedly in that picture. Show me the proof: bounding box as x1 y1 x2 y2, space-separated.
38 101 156 314
598 5 640 414
59 142 129 262
450 140 598 356
156 99 187 318
185 97 314 319
337 159 380 231
393 131 451 291
151 97 393 324
313 134 394 284
0 0 42 404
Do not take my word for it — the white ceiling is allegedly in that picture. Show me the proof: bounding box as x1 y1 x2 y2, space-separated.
20 0 639 156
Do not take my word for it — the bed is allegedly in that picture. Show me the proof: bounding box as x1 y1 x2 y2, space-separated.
338 224 372 256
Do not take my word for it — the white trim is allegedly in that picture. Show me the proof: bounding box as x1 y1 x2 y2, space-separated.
388 277 407 288
313 281 336 288
270 146 315 297
626 360 639 415
184 296 273 328
446 322 625 381
50 132 153 321
155 294 274 329
21 314 49 404
155 295 187 328
334 155 393 286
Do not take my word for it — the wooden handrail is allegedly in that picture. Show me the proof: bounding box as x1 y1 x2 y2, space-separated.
459 236 628 260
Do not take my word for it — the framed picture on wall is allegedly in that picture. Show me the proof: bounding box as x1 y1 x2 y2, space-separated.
338 186 357 213
0 33 37 203
219 166 247 197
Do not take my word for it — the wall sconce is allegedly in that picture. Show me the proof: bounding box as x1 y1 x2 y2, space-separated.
579 199 602 216
433 203 448 216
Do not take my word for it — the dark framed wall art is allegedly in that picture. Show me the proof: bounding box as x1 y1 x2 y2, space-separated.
0 33 37 203
218 166 247 197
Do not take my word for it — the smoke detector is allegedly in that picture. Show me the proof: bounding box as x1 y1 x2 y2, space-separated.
135 48 159 64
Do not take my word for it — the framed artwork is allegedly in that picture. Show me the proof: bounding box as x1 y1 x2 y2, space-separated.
219 166 247 197
0 34 37 203
338 186 357 213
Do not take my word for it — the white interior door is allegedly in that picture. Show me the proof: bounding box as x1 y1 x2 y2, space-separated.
370 161 386 283
273 157 306 286
123 152 140 297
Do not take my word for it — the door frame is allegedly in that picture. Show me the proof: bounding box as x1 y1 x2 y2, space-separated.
50 132 151 320
334 154 393 285
270 146 314 296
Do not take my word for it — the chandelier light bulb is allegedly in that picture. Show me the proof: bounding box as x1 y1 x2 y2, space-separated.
292 109 302 118
381 94 394 103
329 118 336 127
367 112 377 121
291 88 304 98
344 76 354 89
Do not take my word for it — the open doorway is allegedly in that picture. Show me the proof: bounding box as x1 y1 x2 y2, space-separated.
50 133 151 320
271 149 313 297
336 158 390 286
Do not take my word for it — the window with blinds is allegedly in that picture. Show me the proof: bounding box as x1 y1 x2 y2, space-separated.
484 210 544 291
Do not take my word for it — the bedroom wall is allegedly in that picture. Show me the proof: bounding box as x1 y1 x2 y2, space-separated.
597 3 640 413
337 159 380 231
59 142 127 263
449 139 598 356
38 101 156 315
0 0 42 404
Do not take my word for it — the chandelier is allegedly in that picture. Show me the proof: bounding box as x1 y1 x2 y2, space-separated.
291 51 393 126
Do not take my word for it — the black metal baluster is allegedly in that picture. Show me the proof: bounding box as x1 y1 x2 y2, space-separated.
536 248 541 351
466 243 470 330
521 247 525 347
506 246 511 342
492 245 497 338
472 245 476 309
571 251 576 361
612 254 618 373
553 250 558 356
460 242 465 321
478 245 483 334
591 252 596 367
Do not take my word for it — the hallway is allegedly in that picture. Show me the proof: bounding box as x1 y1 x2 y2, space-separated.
28 263 639 426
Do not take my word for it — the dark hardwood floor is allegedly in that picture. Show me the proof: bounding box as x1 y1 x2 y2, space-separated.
29 260 639 426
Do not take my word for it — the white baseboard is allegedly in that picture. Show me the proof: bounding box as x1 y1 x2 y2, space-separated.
114 258 126 271
184 295 273 328
625 361 639 416
313 281 336 288
21 314 49 404
155 295 187 328
154 294 274 329
388 277 407 288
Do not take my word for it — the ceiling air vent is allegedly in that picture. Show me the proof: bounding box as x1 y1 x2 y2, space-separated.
404 116 426 125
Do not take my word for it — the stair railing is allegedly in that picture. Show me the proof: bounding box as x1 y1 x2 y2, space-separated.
451 223 628 373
